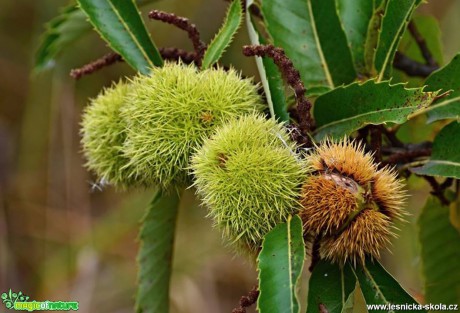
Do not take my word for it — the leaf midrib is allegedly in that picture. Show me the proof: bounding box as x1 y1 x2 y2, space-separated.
424 160 460 167
377 1 415 81
306 0 334 88
106 0 155 68
315 105 419 132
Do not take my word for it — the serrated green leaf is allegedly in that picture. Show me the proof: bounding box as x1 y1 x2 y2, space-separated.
422 54 460 123
374 0 418 81
257 215 305 313
306 260 356 313
337 0 374 74
261 0 355 90
363 0 386 75
354 259 425 312
34 0 160 73
418 196 460 306
201 0 242 69
136 191 180 313
35 5 89 72
77 0 163 74
411 121 460 179
313 80 438 140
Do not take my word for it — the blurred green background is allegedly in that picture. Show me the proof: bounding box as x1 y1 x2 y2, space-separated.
0 1 459 312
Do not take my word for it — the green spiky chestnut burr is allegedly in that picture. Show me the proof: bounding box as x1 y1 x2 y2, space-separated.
81 81 135 188
121 62 264 190
190 114 307 255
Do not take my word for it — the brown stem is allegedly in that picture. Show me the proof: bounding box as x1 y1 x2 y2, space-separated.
242 44 313 147
148 10 206 67
232 285 259 313
382 148 431 166
70 48 196 79
422 176 450 206
309 236 321 272
378 125 404 148
393 52 438 78
408 21 438 67
370 126 382 164
70 52 123 79
159 47 197 64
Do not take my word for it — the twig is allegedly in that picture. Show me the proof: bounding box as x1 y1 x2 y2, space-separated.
421 176 450 206
356 126 370 146
159 47 197 64
440 177 454 190
309 236 321 272
148 10 206 67
408 21 437 67
232 285 259 313
393 52 438 78
370 126 382 164
378 125 404 148
70 52 123 79
70 48 196 79
242 44 313 147
382 148 431 166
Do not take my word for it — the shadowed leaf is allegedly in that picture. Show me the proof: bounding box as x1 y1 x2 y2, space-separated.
424 54 460 123
136 191 180 313
337 0 373 74
261 0 356 90
411 121 460 179
306 260 355 313
418 196 460 306
34 0 160 72
202 0 243 69
76 0 163 74
313 80 438 140
354 259 425 312
374 0 418 80
257 215 305 313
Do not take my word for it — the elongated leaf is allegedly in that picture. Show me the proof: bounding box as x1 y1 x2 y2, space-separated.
136 191 180 313
313 80 439 140
306 260 356 313
77 0 163 74
201 0 242 69
257 215 305 313
418 196 460 306
34 0 160 72
35 5 89 72
374 0 418 81
337 0 374 74
423 54 460 123
261 47 290 122
363 1 386 75
354 259 425 312
411 121 460 179
261 0 355 90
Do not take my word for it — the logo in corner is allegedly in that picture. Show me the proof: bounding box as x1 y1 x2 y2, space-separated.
1 289 79 311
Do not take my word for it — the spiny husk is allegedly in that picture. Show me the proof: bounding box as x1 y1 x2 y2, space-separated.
191 113 307 255
121 62 264 190
81 81 136 188
300 137 407 265
300 174 363 235
319 209 395 266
